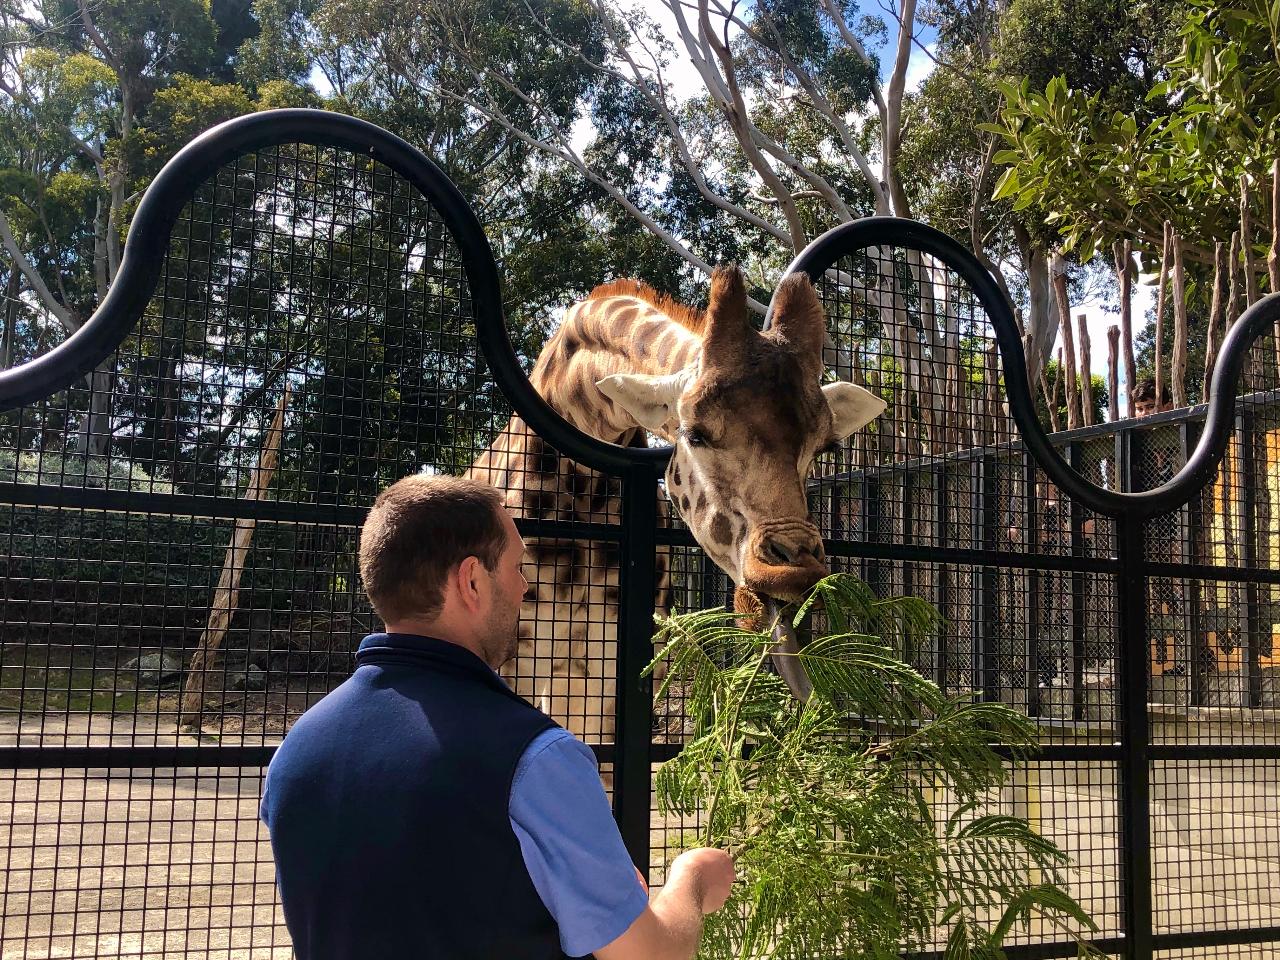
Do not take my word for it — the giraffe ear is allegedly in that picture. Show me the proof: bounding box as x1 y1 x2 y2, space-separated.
823 381 886 438
596 371 691 432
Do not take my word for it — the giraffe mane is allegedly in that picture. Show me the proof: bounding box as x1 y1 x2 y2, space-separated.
585 279 706 334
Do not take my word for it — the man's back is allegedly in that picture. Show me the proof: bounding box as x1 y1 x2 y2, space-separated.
261 633 564 960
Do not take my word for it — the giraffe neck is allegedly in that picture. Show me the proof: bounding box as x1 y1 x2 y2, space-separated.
529 293 702 443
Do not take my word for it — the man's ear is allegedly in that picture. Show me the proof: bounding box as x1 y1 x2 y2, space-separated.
453 555 486 613
596 369 693 432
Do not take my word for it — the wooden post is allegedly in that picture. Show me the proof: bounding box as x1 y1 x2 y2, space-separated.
1270 162 1280 378
1155 222 1172 414
1078 314 1094 426
1270 158 1280 293
1172 230 1189 408
1107 325 1120 423
1051 347 1064 432
181 383 292 721
1113 240 1137 418
1040 365 1060 432
1052 255 1082 429
1241 174 1261 305
1204 240 1226 397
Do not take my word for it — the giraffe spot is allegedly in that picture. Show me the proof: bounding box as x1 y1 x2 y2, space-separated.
567 468 591 497
733 521 747 545
529 491 557 518
672 462 681 486
604 585 620 604
680 494 690 515
612 305 639 339
602 540 620 567
527 435 558 475
696 492 707 515
711 512 733 546
590 474 613 513
569 380 591 418
518 622 534 638
655 335 674 367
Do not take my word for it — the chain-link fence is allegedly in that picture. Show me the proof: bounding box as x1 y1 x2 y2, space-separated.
1 111 1277 960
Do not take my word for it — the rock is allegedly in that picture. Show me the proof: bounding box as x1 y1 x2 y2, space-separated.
233 665 267 691
123 652 184 687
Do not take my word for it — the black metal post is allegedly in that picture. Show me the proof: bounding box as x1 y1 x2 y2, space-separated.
1025 449 1042 717
1117 512 1154 960
1240 410 1263 707
616 467 658 877
1182 421 1206 707
980 453 999 703
936 463 951 692
1069 443 1087 722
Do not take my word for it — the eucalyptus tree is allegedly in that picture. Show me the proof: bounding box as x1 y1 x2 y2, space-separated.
0 0 222 456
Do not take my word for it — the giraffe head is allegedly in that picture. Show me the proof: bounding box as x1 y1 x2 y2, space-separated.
597 265 885 605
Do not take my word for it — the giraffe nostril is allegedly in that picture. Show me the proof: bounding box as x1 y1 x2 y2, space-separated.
764 539 796 565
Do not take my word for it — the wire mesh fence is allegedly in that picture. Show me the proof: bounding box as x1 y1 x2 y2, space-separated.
0 113 1277 959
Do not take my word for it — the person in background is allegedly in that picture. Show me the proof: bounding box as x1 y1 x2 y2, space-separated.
260 474 735 960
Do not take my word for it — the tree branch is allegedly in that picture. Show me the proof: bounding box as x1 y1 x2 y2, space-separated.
0 203 76 333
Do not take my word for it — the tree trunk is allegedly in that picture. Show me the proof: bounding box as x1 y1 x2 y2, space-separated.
1172 232 1189 408
0 267 18 370
1018 228 1058 378
1051 256 1082 429
75 363 115 459
181 383 292 722
1107 325 1120 423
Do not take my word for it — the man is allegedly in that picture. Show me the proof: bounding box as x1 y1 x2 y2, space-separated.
260 474 734 960
1132 376 1174 419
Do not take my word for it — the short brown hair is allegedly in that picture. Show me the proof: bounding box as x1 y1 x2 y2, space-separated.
1132 377 1171 407
358 475 508 623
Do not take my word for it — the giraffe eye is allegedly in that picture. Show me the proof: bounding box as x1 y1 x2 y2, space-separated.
682 427 710 448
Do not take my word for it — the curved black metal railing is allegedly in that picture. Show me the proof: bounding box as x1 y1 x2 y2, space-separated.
0 108 1277 960
777 216 1280 520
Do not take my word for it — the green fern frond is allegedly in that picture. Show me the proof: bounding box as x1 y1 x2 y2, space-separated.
650 572 1100 960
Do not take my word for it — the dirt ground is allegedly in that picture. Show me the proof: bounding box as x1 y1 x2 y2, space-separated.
3 710 1279 958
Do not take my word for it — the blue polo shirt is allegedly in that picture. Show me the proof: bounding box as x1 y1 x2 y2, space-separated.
508 727 650 955
260 633 648 958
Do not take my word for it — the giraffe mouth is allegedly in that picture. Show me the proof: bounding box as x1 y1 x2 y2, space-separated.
733 585 813 702
763 596 814 702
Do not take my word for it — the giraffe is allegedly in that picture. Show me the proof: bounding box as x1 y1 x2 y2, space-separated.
467 265 885 753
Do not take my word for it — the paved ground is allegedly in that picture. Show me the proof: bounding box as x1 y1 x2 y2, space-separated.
3 716 1279 957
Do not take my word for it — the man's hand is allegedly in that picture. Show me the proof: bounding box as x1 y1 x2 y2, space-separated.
667 848 735 913
596 848 735 960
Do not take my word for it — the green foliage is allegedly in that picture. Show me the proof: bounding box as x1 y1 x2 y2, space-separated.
645 574 1101 959
988 0 1280 262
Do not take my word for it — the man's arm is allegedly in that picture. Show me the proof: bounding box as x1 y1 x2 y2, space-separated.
594 848 735 960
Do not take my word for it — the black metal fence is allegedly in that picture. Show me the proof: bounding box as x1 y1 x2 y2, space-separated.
0 109 1277 959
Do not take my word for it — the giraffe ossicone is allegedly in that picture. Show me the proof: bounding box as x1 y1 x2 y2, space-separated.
467 265 885 755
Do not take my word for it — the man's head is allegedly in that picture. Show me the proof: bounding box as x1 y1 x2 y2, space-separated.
358 475 529 669
1132 377 1172 418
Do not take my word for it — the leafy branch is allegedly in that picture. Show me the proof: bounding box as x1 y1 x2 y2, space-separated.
643 572 1102 960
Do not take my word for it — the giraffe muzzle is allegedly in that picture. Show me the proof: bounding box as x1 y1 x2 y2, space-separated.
742 518 827 602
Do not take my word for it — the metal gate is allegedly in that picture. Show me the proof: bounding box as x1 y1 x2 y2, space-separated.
1 109 1278 959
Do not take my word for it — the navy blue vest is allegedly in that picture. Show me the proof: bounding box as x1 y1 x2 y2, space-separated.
262 633 569 959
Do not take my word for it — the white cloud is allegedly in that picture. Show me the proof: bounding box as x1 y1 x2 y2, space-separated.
904 44 937 94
